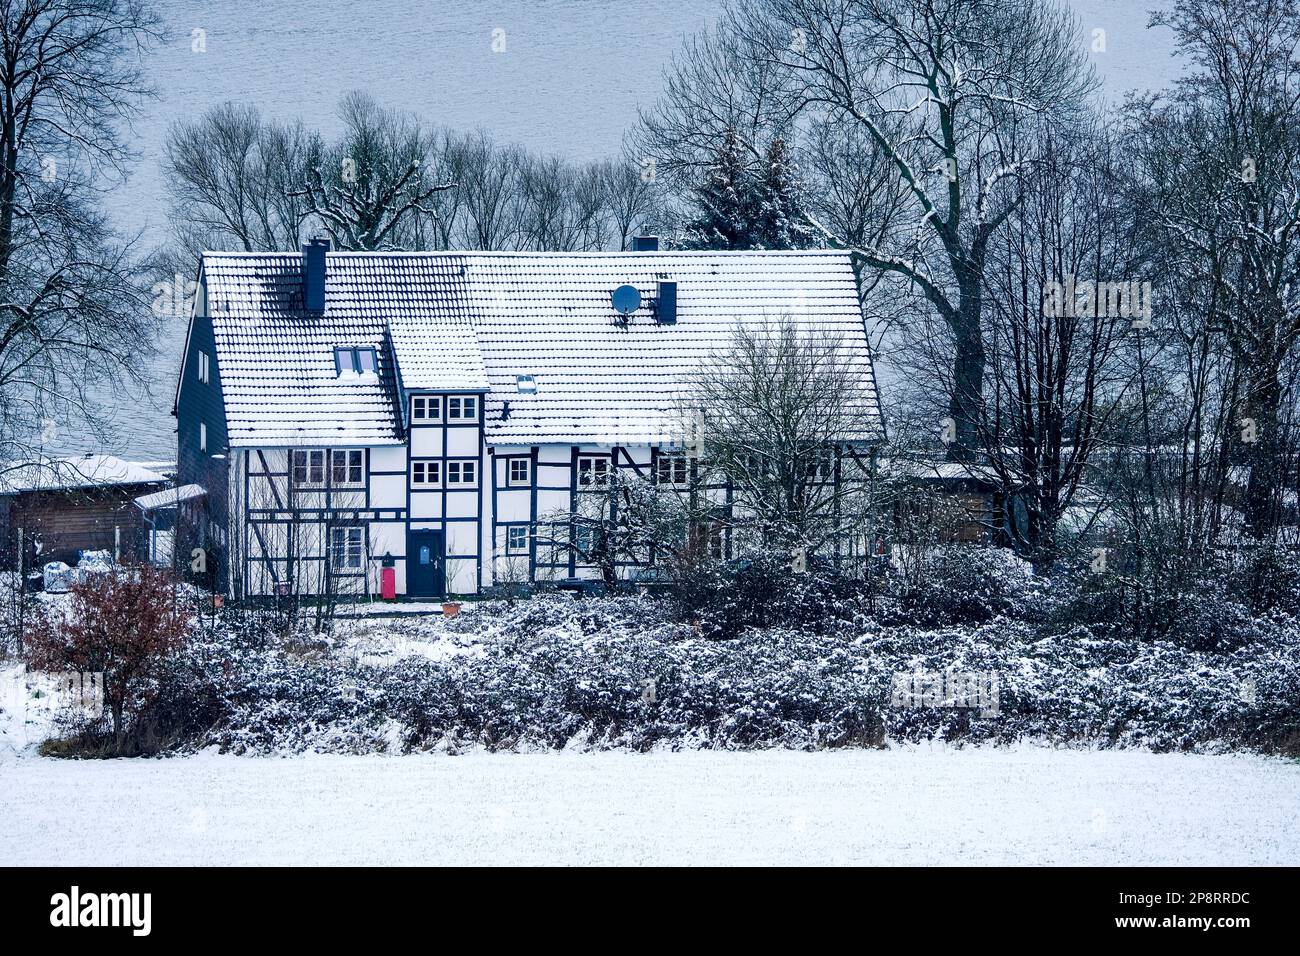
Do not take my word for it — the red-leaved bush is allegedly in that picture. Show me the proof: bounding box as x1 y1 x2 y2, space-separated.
26 565 191 752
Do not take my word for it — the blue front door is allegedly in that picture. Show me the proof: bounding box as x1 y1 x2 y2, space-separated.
407 530 445 598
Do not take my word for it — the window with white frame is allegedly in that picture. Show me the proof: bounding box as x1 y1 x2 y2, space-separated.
447 395 479 420
446 460 478 487
291 449 326 486
505 525 529 555
656 453 689 486
330 526 364 571
508 458 530 485
335 346 378 377
330 449 363 486
411 460 440 487
411 395 440 422
198 350 210 384
577 455 610 486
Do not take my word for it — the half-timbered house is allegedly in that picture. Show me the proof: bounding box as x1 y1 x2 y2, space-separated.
173 240 884 598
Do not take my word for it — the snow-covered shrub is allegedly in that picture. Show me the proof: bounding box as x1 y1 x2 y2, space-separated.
1045 552 1270 653
1227 546 1300 617
886 546 1041 626
26 566 191 756
133 587 1300 757
1159 587 1266 653
667 553 874 639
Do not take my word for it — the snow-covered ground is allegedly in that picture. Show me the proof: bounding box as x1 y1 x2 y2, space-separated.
2 747 1296 865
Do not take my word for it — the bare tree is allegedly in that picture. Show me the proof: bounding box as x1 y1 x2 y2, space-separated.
597 155 661 250
536 470 690 589
978 126 1141 566
691 317 879 559
640 0 1096 458
514 154 608 251
163 101 657 263
161 103 314 270
801 118 908 255
0 0 161 466
1128 0 1300 541
293 92 454 251
440 131 524 250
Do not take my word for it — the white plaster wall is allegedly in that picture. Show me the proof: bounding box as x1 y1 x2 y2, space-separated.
370 473 406 508
409 491 443 519
410 429 443 458
446 428 479 456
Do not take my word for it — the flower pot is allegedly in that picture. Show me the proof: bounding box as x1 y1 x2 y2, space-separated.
441 601 461 618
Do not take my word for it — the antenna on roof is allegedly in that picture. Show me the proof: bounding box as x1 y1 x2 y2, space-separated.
611 284 641 317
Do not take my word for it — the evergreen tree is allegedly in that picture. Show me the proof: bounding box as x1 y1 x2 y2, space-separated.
753 137 816 249
677 128 759 250
677 130 816 250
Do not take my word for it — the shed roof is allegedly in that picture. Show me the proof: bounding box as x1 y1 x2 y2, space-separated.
0 456 168 495
133 483 207 511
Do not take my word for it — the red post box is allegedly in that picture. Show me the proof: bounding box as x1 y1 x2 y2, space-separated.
380 552 396 600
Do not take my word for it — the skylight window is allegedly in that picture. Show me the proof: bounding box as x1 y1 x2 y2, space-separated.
335 347 378 377
516 374 537 394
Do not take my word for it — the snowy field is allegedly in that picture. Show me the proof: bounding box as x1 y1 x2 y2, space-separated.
2 747 1297 866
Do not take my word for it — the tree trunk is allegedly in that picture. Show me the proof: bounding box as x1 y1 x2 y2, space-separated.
1242 363 1284 540
110 698 125 750
947 260 986 462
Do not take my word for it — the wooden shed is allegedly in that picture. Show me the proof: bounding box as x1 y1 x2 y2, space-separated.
0 455 170 571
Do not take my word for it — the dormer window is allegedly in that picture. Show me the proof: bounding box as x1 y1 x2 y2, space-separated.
335 347 377 377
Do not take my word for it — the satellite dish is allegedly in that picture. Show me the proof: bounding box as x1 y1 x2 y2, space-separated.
611 284 642 315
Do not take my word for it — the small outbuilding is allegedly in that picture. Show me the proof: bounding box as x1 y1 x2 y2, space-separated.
0 455 171 571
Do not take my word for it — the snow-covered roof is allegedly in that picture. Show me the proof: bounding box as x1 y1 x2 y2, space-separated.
201 253 415 446
0 455 168 494
198 250 884 447
388 322 489 392
133 483 207 511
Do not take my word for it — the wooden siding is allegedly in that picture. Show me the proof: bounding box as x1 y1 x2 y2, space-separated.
0 484 163 569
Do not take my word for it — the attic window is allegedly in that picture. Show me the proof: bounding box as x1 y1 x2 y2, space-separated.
335 347 377 377
515 374 537 394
